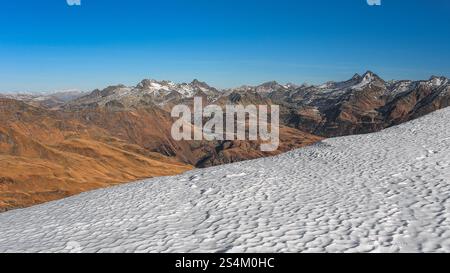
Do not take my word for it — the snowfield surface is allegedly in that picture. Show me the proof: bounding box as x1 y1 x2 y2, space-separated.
1 108 450 253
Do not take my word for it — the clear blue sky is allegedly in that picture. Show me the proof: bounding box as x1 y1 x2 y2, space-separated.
0 0 449 92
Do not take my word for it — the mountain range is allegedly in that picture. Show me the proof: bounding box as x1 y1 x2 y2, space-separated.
1 71 449 211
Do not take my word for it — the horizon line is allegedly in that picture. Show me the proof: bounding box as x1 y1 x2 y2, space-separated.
1 71 449 95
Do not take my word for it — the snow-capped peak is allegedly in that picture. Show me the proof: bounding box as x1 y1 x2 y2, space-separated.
428 76 448 87
362 71 381 82
136 79 175 91
352 71 384 90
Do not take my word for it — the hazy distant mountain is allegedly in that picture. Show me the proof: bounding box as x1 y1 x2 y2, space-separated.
0 90 86 109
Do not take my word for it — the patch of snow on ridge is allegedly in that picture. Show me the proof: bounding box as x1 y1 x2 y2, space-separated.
389 80 413 95
352 72 375 90
429 76 448 87
179 84 195 97
0 108 450 253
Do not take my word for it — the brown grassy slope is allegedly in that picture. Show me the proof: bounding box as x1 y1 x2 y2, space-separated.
0 99 192 211
69 105 323 167
66 106 199 164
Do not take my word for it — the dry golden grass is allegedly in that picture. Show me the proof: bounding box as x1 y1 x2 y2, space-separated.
0 99 192 211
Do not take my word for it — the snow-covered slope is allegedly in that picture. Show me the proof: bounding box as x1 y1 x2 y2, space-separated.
0 108 449 253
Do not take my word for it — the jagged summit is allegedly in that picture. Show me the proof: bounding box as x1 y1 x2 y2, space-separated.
428 75 448 86
351 73 362 81
259 80 280 86
350 71 385 90
191 79 208 86
362 71 383 81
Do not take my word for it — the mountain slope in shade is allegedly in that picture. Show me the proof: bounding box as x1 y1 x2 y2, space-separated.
0 99 192 211
0 107 448 253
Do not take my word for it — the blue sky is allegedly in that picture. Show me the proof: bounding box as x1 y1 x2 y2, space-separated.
0 0 449 92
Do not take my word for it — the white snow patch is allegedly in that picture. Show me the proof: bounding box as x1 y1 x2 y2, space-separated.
352 73 375 90
0 108 449 253
225 173 247 178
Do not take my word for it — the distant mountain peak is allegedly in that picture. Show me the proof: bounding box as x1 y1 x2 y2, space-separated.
429 75 447 81
351 73 362 80
255 81 286 93
190 79 211 88
428 75 448 87
259 81 282 88
362 71 382 81
191 79 203 85
137 79 161 89
345 71 385 90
